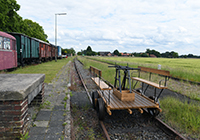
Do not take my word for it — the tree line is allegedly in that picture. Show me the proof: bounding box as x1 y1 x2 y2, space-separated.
77 46 99 56
61 48 76 56
133 49 179 58
0 0 48 42
78 46 200 58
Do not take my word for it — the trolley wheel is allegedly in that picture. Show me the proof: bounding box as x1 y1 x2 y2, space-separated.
147 96 160 117
97 98 105 120
92 91 98 109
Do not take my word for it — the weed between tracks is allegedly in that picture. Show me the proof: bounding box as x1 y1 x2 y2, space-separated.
71 103 105 140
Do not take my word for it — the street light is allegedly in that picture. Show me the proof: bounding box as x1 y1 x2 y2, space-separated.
55 13 67 62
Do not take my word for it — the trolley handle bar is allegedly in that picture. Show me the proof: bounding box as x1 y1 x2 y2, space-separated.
108 65 140 70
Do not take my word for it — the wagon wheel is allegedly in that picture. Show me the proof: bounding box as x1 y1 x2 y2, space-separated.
97 98 105 120
147 96 160 117
92 91 99 109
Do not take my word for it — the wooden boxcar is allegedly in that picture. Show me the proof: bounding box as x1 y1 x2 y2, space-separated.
8 32 40 66
50 43 56 59
39 40 52 61
0 31 17 70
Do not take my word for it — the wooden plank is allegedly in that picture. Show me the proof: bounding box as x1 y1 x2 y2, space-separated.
90 66 102 77
101 90 158 110
104 91 121 109
104 90 130 109
99 90 120 109
135 93 156 108
104 90 126 109
138 66 170 76
91 77 112 90
131 77 167 89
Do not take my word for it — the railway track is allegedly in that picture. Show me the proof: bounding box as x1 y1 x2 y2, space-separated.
73 58 187 140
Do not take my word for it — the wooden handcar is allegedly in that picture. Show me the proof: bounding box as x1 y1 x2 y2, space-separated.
91 64 168 120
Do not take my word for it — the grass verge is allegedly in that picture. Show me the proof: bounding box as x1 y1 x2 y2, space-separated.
161 97 200 138
7 58 73 83
86 56 200 83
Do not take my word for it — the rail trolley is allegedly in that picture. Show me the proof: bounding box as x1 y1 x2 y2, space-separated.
91 64 167 120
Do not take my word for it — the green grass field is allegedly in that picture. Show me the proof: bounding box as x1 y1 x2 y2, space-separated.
7 58 73 83
78 56 200 138
86 56 200 83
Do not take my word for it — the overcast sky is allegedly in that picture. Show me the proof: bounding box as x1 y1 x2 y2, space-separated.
17 0 200 55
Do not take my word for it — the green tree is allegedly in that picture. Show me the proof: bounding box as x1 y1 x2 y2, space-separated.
171 51 179 58
0 0 21 32
86 46 92 52
161 51 179 58
0 0 48 42
141 53 148 57
113 49 120 56
77 52 82 55
81 46 97 56
146 49 161 57
21 19 48 41
62 48 76 56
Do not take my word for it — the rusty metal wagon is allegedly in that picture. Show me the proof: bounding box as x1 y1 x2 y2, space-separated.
91 64 169 120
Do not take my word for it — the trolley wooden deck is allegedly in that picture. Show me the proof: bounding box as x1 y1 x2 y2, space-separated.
90 65 164 120
98 90 159 110
97 89 160 115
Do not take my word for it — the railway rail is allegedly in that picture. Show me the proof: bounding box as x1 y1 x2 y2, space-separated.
73 58 187 140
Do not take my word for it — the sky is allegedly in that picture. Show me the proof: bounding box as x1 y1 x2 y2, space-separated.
16 0 200 55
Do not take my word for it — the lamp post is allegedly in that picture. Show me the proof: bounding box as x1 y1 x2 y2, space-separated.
55 13 67 62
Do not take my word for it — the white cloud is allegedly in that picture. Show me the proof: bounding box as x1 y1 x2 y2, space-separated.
16 0 200 55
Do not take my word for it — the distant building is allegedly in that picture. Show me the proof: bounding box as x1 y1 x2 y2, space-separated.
149 54 157 58
99 52 112 56
120 52 132 56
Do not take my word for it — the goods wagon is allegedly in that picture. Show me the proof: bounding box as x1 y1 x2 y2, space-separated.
8 32 40 66
0 31 17 70
47 44 52 60
50 43 56 59
39 40 52 61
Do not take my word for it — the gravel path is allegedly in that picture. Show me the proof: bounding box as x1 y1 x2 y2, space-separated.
28 61 71 140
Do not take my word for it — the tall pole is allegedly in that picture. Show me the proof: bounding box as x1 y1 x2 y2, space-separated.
55 13 66 62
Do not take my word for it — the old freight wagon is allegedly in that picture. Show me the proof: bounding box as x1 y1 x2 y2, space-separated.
0 31 17 70
39 40 52 61
8 32 40 66
50 43 57 60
